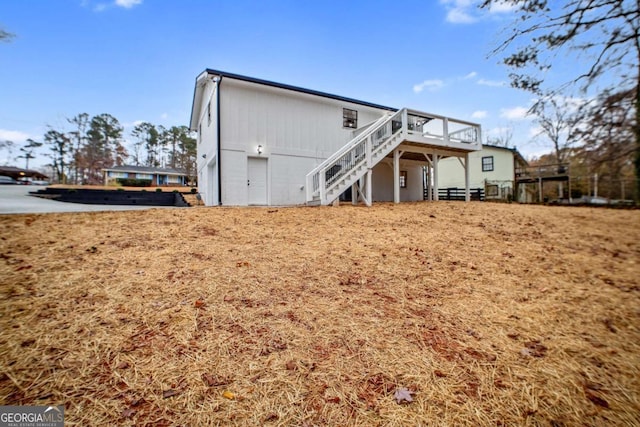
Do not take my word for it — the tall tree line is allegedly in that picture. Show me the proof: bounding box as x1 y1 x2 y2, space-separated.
41 113 196 185
481 0 640 200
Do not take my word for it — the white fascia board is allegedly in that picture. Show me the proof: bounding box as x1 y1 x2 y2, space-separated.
189 71 215 131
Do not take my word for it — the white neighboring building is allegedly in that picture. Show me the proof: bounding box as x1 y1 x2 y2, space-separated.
190 69 482 206
437 144 528 201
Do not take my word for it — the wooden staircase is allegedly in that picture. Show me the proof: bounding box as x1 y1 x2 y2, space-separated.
305 108 482 206
305 109 405 205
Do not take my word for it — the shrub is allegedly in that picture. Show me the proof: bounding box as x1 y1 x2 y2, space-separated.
190 187 198 194
156 188 163 192
116 178 152 187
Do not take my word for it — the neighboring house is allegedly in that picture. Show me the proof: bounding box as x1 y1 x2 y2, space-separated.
103 165 187 187
0 166 48 182
437 144 529 202
190 69 482 206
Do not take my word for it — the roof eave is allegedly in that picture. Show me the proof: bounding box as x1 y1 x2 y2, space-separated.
202 68 397 112
189 71 211 131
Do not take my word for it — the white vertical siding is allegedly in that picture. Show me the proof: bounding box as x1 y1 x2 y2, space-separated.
218 78 389 206
405 166 425 201
269 154 317 205
220 79 385 156
372 161 424 202
438 147 515 189
220 150 248 205
196 80 220 205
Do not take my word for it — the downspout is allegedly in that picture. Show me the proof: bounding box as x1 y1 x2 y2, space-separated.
216 76 222 205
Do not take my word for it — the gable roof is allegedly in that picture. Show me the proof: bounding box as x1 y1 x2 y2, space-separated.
482 144 528 166
103 165 187 176
190 69 397 131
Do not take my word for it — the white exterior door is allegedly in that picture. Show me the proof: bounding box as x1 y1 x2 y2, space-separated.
248 157 268 205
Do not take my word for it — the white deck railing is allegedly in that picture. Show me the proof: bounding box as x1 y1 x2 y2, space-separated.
305 108 481 205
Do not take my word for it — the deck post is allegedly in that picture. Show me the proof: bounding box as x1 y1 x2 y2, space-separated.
393 149 401 203
464 153 470 202
365 169 372 207
433 154 439 201
538 176 543 202
428 164 432 200
319 170 326 205
402 108 408 137
423 154 433 201
443 118 449 144
352 182 358 205
569 174 573 203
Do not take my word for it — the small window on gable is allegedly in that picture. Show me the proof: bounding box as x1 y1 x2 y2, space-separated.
343 108 357 129
400 171 407 188
482 156 494 172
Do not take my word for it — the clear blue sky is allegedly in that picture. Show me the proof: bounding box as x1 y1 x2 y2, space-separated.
1 0 557 168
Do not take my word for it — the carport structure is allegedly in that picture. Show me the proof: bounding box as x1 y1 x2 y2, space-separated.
0 166 49 181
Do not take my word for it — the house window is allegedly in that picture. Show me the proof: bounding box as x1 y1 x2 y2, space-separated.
109 171 128 178
136 173 153 180
486 184 499 197
400 171 407 188
482 156 494 172
343 108 358 128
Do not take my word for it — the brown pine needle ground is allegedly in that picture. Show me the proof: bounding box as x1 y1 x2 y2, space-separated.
1 202 639 426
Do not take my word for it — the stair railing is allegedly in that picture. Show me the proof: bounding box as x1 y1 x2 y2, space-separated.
306 109 405 203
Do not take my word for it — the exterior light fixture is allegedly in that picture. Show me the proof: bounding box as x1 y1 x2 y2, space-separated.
202 154 207 159
257 145 263 155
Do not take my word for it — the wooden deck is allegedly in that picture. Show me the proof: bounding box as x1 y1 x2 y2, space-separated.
516 163 570 184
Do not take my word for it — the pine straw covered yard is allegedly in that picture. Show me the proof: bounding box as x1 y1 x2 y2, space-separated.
1 202 639 426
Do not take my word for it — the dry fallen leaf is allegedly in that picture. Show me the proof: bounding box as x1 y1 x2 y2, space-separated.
121 408 136 418
202 373 232 387
522 340 548 357
162 389 179 399
584 382 610 408
394 387 414 404
222 390 236 400
264 412 278 421
585 389 610 408
285 360 297 370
